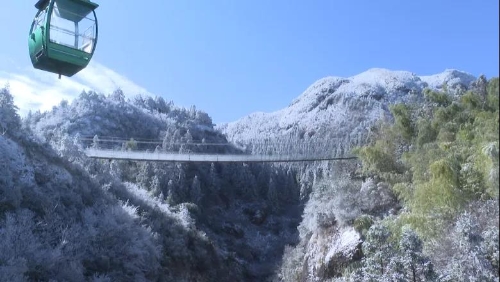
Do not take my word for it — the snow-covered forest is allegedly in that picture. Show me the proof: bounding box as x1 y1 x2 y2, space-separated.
1 68 498 281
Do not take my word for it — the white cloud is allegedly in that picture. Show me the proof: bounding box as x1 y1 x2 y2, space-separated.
77 62 152 97
0 60 153 117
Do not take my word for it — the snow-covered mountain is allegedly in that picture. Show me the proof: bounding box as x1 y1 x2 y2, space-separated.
2 67 491 281
219 68 476 146
217 68 485 281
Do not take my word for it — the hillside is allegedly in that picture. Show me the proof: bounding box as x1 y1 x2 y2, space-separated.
1 88 250 281
218 68 498 281
219 68 476 147
19 88 305 281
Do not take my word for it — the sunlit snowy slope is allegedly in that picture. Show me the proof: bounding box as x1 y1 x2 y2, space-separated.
219 68 476 145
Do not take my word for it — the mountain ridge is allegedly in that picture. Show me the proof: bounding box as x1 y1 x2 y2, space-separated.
218 68 477 146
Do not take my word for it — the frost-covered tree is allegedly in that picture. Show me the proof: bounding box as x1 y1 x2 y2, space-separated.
278 244 307 282
0 86 20 136
123 138 138 151
208 163 220 193
388 226 437 281
267 175 280 210
91 134 100 149
150 175 162 196
190 175 202 204
53 133 85 162
154 96 170 114
481 224 499 276
136 162 153 188
232 164 258 199
361 223 395 280
0 210 46 282
166 179 179 205
195 111 212 125
162 128 173 151
442 213 497 281
185 129 193 143
110 88 125 103
350 224 437 282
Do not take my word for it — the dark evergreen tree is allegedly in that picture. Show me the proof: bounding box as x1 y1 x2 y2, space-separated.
190 175 202 204
208 163 220 193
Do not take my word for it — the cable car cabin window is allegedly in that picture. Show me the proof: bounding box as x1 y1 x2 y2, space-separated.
30 8 47 34
36 9 47 30
49 0 97 53
79 14 97 53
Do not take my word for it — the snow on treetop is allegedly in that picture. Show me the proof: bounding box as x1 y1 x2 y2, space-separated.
420 68 476 91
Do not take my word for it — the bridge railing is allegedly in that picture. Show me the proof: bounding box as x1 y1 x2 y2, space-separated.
84 148 357 162
79 136 355 160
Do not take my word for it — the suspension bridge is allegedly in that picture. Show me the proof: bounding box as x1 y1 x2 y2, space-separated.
81 136 357 163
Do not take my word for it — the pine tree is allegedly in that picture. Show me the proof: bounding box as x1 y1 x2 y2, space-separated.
162 128 170 151
91 135 100 149
0 86 20 136
267 174 281 211
190 175 202 204
445 213 496 281
110 88 125 103
150 175 162 197
236 164 258 199
166 179 178 205
361 223 395 281
137 162 153 189
390 226 437 281
208 163 220 193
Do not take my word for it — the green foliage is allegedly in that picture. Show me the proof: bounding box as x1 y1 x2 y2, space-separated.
460 90 482 110
392 182 413 204
416 119 437 147
123 138 138 151
403 143 445 183
390 104 415 141
355 77 499 241
459 162 486 200
436 122 457 143
412 158 464 220
486 77 499 111
424 88 452 107
476 142 499 198
355 145 398 175
353 215 374 238
353 124 404 181
432 102 462 127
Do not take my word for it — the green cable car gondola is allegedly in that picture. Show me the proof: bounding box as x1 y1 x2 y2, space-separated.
29 0 99 78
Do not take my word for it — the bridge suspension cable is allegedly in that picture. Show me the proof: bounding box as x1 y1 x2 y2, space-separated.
79 136 357 163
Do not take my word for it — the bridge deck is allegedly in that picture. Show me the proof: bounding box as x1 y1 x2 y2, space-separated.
85 149 356 163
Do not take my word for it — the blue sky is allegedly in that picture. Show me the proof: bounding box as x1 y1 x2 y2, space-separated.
1 1 498 124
